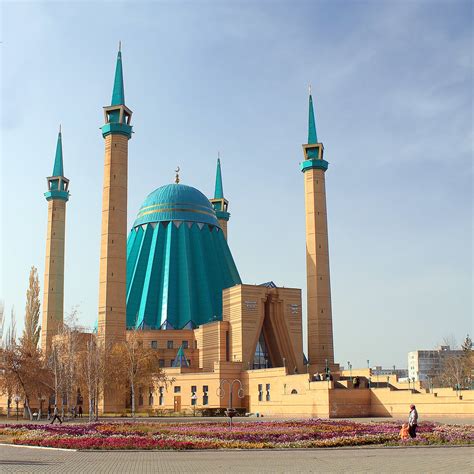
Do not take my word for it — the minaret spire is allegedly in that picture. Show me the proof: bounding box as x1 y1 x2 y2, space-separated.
210 153 230 240
214 154 224 199
111 44 125 106
308 87 318 145
52 125 64 177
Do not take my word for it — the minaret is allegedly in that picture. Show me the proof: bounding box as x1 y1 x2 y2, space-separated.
209 156 230 239
41 126 70 355
301 89 335 370
97 44 133 346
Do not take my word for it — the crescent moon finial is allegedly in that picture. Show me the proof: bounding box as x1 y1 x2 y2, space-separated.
175 166 180 184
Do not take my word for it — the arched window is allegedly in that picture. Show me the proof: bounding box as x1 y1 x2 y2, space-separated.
291 389 298 395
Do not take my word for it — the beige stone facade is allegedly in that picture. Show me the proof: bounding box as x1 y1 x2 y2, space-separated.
41 199 66 354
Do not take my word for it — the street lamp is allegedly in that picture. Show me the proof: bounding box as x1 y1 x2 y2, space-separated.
14 395 20 421
347 361 352 379
217 379 244 429
39 395 46 420
191 394 198 417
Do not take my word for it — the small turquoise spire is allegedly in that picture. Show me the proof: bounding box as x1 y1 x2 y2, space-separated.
52 125 64 177
214 154 224 199
111 42 125 106
308 86 318 144
173 345 189 368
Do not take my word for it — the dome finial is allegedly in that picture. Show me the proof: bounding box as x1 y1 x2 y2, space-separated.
175 166 180 184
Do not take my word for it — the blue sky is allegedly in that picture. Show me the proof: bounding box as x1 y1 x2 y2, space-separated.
1 0 472 368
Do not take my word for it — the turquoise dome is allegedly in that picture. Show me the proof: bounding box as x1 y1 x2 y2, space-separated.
126 182 241 330
133 183 219 228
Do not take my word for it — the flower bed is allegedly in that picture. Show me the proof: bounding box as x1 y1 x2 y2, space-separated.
1 419 472 450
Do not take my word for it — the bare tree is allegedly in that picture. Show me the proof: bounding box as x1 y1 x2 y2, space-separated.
0 300 4 345
78 334 106 421
437 334 473 390
6 307 17 348
21 266 41 349
109 329 167 417
0 338 51 420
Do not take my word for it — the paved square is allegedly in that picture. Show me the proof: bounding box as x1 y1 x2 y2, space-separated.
0 445 472 473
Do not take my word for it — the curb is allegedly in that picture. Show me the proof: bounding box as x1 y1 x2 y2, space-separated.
1 443 471 453
0 442 77 452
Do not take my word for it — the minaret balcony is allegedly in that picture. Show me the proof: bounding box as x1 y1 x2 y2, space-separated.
45 176 69 201
102 104 133 138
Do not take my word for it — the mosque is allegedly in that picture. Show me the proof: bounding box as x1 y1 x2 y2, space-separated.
36 44 474 417
38 46 338 415
36 47 473 419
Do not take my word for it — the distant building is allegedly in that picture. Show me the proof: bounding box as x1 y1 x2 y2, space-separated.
408 346 463 382
371 366 408 378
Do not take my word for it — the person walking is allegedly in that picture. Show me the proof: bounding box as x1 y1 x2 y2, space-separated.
78 405 83 418
50 404 62 424
408 404 418 438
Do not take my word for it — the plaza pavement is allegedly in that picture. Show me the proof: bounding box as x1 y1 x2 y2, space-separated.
0 445 472 473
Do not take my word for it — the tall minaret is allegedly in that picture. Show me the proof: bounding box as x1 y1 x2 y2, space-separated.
301 89 335 370
41 127 70 355
210 156 230 239
97 44 133 346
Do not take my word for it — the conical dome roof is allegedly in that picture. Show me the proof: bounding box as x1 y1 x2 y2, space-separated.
126 183 241 330
133 184 219 227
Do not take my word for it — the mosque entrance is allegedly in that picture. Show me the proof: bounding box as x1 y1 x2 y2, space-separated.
250 293 298 371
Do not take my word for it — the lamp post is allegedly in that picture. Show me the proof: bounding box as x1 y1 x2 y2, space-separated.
217 379 244 429
14 395 20 421
39 395 46 420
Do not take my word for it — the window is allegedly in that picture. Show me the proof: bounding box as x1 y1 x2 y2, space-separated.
225 331 230 362
182 340 189 349
159 387 164 406
291 389 298 395
174 386 181 393
203 385 208 393
203 385 208 405
266 384 271 401
258 384 263 402
191 385 197 394
148 390 154 406
151 340 158 349
138 388 144 406
167 340 174 349
253 332 271 369
159 359 165 368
